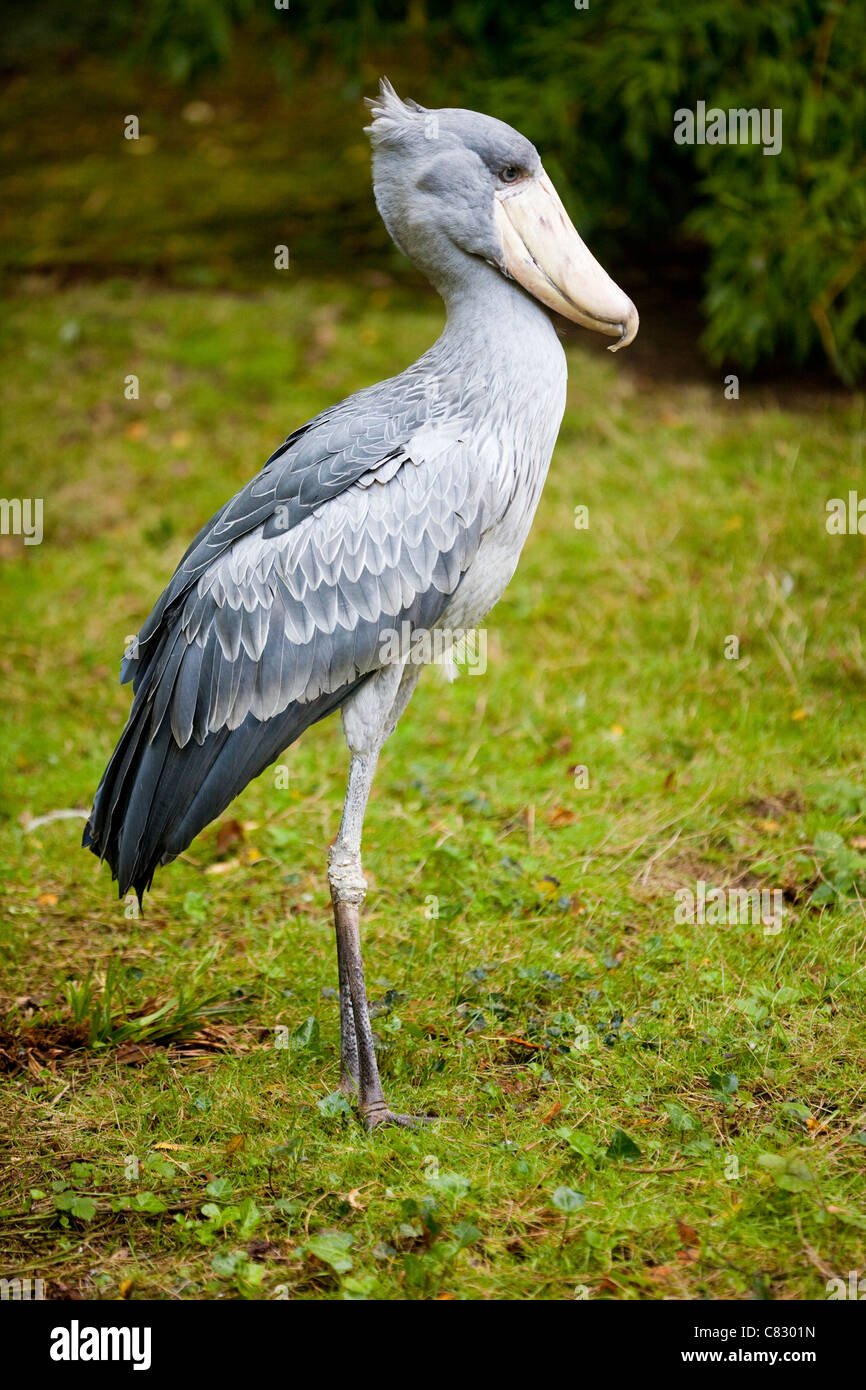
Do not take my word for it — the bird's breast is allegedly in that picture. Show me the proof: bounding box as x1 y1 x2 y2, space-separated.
438 347 567 633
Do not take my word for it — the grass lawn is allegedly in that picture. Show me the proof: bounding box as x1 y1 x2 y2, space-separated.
1 278 864 1301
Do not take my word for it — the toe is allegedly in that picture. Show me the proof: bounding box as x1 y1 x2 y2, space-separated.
361 1108 437 1132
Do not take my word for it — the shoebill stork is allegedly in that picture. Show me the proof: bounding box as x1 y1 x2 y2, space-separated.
84 80 637 1128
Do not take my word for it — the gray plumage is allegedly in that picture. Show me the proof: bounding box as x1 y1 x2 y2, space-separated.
85 379 488 897
84 79 630 937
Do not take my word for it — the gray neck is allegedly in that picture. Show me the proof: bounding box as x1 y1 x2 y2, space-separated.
425 248 564 377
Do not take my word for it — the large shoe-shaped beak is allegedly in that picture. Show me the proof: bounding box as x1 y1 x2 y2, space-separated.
495 169 638 350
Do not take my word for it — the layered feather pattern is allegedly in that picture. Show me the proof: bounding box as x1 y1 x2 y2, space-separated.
84 369 492 900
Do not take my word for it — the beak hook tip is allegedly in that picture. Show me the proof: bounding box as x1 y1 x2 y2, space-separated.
608 303 639 352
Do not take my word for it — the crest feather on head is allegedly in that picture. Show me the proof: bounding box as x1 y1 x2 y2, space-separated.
365 78 428 148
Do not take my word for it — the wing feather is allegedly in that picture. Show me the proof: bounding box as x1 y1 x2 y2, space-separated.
135 433 487 746
87 376 497 896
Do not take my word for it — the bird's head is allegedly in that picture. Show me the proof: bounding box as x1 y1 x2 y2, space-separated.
365 79 637 350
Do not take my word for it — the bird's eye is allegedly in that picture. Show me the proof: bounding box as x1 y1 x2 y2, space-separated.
500 165 522 183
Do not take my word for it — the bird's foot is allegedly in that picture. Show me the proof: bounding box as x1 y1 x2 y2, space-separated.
360 1103 436 1132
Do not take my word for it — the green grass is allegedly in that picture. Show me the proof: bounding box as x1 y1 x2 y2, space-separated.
1 279 865 1301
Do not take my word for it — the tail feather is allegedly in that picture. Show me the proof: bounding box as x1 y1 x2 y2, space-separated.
84 680 362 902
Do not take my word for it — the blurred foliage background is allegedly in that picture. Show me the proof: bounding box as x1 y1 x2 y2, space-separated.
1 0 864 382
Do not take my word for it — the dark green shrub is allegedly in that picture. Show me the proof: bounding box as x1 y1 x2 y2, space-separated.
4 0 863 379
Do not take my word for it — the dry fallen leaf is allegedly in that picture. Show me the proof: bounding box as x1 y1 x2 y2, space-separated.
226 1134 245 1155
36 893 58 907
547 806 577 828
345 1188 365 1211
494 1034 541 1051
14 995 42 1017
534 877 559 897
215 819 244 855
541 1099 562 1125
115 1043 156 1065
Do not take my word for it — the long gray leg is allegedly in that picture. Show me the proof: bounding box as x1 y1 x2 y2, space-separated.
328 662 425 1128
328 750 390 1123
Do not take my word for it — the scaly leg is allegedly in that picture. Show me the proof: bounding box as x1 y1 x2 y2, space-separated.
336 938 359 1096
328 751 392 1126
328 732 431 1129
